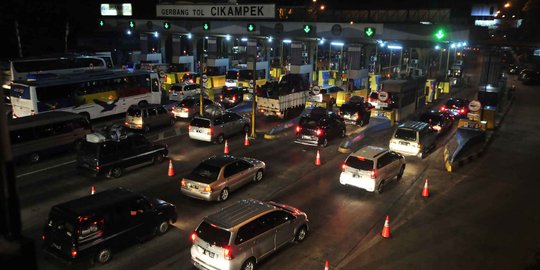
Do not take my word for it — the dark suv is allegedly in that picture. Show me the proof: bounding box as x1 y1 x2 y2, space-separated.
339 96 373 126
219 86 248 108
77 131 168 178
295 107 346 147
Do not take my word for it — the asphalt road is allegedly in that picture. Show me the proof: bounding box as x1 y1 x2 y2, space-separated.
16 53 537 270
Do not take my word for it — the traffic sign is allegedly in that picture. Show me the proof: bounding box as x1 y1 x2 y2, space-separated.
468 100 482 112
163 22 170 30
434 28 446 41
203 22 210 31
249 80 254 88
247 23 256 32
303 24 313 34
129 20 135 28
311 85 321 95
202 74 208 83
378 91 389 102
364 27 376 38
99 20 105 27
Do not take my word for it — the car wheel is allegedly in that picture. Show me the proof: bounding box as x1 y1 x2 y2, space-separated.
138 101 148 106
107 167 123 179
376 180 385 194
219 188 229 202
96 248 112 264
29 153 40 163
157 220 169 235
253 169 264 182
320 138 328 148
143 125 151 133
215 134 225 144
396 165 405 180
295 225 308 242
240 258 256 270
243 125 250 135
153 153 165 164
418 151 425 159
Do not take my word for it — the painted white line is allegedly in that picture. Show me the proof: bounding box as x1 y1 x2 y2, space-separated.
16 160 76 178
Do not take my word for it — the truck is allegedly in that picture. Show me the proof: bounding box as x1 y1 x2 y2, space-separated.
257 73 310 118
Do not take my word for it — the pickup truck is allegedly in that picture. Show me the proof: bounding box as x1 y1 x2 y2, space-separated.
257 74 310 118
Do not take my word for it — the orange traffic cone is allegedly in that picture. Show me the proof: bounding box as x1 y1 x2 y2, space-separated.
224 140 229 154
244 133 250 146
422 178 429 197
324 260 329 270
381 215 391 238
91 186 95 195
168 160 175 177
315 150 321 166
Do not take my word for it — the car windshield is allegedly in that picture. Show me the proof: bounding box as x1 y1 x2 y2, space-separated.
446 99 466 107
184 85 199 91
48 208 75 234
394 128 417 141
79 141 116 158
226 71 239 80
170 85 182 92
195 221 231 247
191 162 221 183
180 99 196 107
345 156 374 171
190 118 211 128
127 107 141 117
299 117 321 128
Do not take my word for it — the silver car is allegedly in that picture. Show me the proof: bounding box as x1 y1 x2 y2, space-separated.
191 199 309 270
189 111 250 144
181 155 265 201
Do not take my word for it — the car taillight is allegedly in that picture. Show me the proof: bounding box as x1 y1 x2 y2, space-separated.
208 128 213 136
224 246 233 260
459 108 465 114
71 247 78 258
172 106 176 110
232 95 237 102
295 125 301 133
188 125 192 131
433 125 442 131
96 166 100 171
316 129 324 136
370 169 377 179
181 180 186 188
182 108 189 112
440 105 447 112
191 232 197 242
204 185 212 193
41 234 46 241
341 163 346 171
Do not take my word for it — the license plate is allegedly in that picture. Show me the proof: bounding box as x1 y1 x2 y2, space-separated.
52 243 61 250
302 135 311 139
189 184 198 190
203 249 215 258
400 141 409 146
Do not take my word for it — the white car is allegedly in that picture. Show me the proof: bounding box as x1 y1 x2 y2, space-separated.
169 82 201 101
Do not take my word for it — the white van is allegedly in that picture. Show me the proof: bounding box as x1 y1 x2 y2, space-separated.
389 121 437 158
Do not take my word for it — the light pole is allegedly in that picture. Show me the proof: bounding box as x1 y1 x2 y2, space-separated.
445 44 452 81
247 54 257 138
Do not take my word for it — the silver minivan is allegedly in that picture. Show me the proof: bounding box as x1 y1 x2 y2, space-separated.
190 199 309 270
124 104 175 133
389 120 437 158
189 111 250 144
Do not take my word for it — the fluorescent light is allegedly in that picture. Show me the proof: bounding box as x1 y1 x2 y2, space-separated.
225 34 231 41
331 42 344 46
126 29 132 35
154 31 159 38
319 38 325 45
450 44 456 48
283 39 292 43
267 36 273 42
420 21 432 25
187 33 192 39
435 45 440 50
241 38 248 42
387 45 402 50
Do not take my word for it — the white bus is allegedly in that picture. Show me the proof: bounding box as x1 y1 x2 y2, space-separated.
9 69 161 120
9 55 109 81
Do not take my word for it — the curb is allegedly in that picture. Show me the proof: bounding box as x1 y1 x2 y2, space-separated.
264 133 279 140
338 146 352 153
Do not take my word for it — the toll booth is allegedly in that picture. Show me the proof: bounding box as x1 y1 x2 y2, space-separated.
207 58 229 88
437 81 450 94
372 79 424 123
425 79 438 103
318 70 337 87
369 74 382 92
140 53 163 64
478 84 503 130
244 61 270 88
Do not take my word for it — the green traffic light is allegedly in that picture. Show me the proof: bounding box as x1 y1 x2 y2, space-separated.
435 29 446 40
364 27 375 37
129 20 135 28
99 20 104 27
164 22 170 30
303 25 311 34
203 23 210 30
247 24 255 32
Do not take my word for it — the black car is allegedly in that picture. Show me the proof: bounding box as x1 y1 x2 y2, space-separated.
339 96 373 126
219 86 248 108
42 187 177 264
295 107 346 147
419 110 453 134
522 70 540 85
440 98 469 118
76 130 168 178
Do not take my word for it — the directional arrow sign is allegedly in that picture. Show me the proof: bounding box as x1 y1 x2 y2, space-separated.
247 24 255 32
203 22 210 30
435 29 445 40
364 27 375 38
99 20 104 27
163 22 170 30
303 25 312 34
129 21 135 28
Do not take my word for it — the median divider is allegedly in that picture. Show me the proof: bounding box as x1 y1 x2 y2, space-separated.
263 107 314 140
338 117 391 153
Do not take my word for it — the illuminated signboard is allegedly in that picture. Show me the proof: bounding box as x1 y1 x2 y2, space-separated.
156 4 275 18
100 3 132 16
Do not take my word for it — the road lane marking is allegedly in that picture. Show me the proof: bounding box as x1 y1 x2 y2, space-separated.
16 160 76 178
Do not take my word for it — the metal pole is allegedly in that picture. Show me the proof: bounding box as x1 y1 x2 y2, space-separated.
200 38 205 115
14 20 23 58
438 49 443 77
388 49 393 76
445 48 451 81
280 41 284 73
328 44 332 70
398 48 403 74
314 41 318 82
250 55 257 138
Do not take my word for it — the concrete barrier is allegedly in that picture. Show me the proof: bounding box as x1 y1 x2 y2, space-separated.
263 107 314 140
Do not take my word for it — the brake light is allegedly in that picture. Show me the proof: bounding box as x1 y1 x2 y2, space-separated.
182 108 189 112
208 128 213 136
204 185 212 193
370 169 377 179
181 180 186 188
188 125 192 131
459 108 465 114
41 234 46 241
232 95 237 102
316 129 324 136
71 247 78 258
440 105 447 112
172 106 176 110
341 163 346 171
96 166 100 171
224 246 233 260
295 125 301 133
433 125 442 131
191 232 197 242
